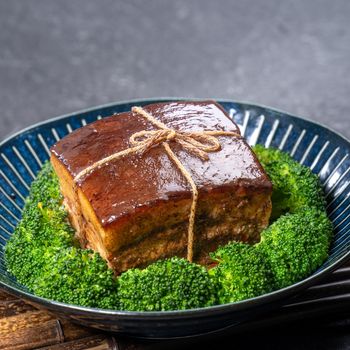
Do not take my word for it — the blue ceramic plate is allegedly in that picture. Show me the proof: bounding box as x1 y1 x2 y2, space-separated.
1 98 350 339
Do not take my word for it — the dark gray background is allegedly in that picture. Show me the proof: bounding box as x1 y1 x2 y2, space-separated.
1 0 350 141
1 1 350 348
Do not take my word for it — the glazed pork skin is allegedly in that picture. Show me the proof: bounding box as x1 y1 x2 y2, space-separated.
50 101 272 274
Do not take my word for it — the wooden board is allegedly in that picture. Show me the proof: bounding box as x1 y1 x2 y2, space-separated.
0 289 151 350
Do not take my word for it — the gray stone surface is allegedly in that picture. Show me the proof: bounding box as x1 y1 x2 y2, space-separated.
0 0 349 141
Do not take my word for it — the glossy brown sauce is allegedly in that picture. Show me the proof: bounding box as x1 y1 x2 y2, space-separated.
51 101 271 227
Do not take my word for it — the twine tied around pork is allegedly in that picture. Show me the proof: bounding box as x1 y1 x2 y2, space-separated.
74 106 241 262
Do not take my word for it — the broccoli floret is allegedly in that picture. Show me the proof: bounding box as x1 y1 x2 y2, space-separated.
5 163 74 289
209 242 274 303
5 161 118 309
33 247 118 309
253 145 326 220
257 207 333 289
117 257 218 311
24 161 63 211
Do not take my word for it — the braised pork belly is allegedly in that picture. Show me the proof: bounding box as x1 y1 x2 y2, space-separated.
51 101 272 274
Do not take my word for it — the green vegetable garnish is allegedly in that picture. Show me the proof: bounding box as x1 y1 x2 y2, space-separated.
5 146 333 310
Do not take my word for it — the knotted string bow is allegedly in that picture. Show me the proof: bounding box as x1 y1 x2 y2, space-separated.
74 106 241 262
